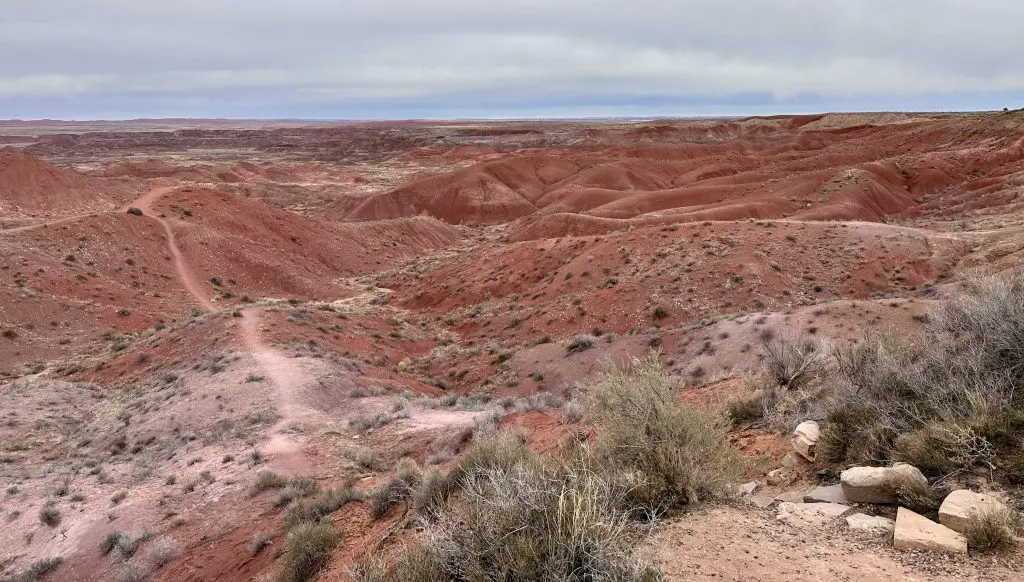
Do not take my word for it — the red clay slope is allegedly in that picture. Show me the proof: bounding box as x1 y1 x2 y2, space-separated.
0 152 135 217
345 115 1024 231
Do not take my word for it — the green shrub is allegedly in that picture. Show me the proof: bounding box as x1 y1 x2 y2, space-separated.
587 355 743 511
723 388 765 423
277 521 341 582
411 467 450 520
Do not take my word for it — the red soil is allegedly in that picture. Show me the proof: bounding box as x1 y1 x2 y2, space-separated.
3 112 1024 582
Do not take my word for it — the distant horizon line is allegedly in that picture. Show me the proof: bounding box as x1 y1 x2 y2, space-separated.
0 109 1009 125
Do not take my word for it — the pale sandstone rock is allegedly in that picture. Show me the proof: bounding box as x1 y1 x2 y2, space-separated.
804 484 848 504
893 507 967 554
938 489 1007 534
792 420 820 461
845 513 896 536
840 463 926 504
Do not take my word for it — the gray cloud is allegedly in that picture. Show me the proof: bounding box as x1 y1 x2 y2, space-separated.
2 0 1023 118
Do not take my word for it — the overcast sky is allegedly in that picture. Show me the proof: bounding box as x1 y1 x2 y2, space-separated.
2 0 1023 119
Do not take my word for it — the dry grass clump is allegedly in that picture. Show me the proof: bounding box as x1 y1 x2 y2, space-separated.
6 557 63 582
277 521 341 582
274 476 320 508
818 270 1024 481
248 532 275 557
369 458 422 519
355 440 657 582
963 508 1021 554
723 386 765 424
38 502 61 527
250 470 288 496
283 483 360 530
142 538 182 569
565 334 597 354
586 355 744 511
760 336 827 391
341 445 387 472
349 411 396 434
101 530 154 558
883 471 942 513
354 356 743 580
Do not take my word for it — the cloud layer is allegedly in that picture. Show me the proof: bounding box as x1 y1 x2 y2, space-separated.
3 0 1023 118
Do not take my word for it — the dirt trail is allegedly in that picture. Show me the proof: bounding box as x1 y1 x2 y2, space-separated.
131 186 216 310
0 212 102 235
238 312 314 474
133 185 312 473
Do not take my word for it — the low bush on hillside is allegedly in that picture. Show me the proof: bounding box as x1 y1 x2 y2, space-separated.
278 521 342 582
368 459 422 519
818 270 1024 481
587 355 744 511
355 356 740 580
355 442 657 582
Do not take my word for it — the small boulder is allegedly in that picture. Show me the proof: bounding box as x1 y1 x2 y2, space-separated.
766 468 798 487
781 451 808 468
738 481 759 496
845 513 896 536
748 494 776 509
804 484 848 504
893 507 967 554
792 420 820 461
938 490 1007 534
777 501 854 525
840 463 927 505
774 491 805 504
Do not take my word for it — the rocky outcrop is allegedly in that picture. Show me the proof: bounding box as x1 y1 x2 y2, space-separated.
938 490 1007 534
893 507 967 554
792 420 820 461
840 463 927 504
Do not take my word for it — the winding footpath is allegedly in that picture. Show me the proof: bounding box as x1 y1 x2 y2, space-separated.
132 185 313 473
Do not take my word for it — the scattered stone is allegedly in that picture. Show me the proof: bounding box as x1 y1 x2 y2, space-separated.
845 513 896 536
766 468 798 487
781 451 807 469
748 494 776 509
792 420 820 461
777 501 854 525
893 507 967 554
938 490 1007 534
804 484 848 504
774 491 805 504
738 481 759 496
840 463 926 504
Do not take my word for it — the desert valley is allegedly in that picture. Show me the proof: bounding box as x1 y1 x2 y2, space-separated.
1 111 1023 581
